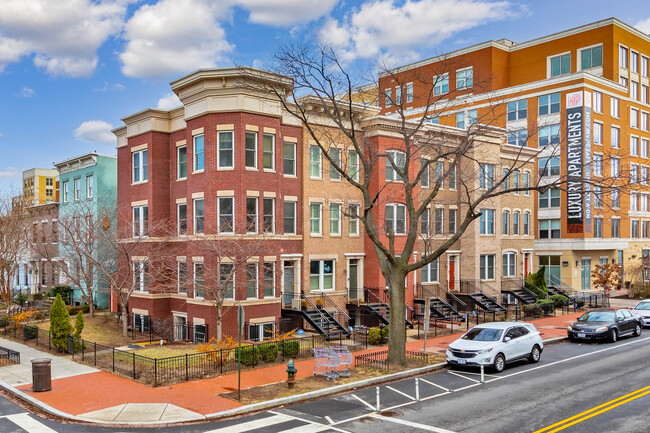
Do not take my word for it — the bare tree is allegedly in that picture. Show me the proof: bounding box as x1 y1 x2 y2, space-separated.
0 194 28 304
241 41 624 365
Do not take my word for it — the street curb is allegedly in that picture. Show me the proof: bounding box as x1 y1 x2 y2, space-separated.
0 334 569 425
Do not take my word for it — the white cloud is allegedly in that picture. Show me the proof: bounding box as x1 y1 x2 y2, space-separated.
20 86 34 97
94 82 126 92
74 120 116 145
119 0 233 79
0 0 130 77
320 0 524 63
157 92 182 109
635 18 650 34
0 167 20 179
238 0 339 27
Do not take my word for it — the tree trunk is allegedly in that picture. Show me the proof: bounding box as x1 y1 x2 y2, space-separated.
387 269 407 366
216 304 223 341
121 299 128 337
89 299 95 318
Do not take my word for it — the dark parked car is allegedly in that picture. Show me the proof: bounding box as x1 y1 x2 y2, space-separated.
567 309 642 342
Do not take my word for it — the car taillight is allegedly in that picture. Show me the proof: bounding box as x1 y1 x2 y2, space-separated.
538 332 542 337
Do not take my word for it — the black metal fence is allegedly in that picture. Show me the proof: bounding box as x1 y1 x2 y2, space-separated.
354 349 434 372
0 345 20 365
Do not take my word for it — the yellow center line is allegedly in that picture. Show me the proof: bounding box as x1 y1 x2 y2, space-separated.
532 385 650 433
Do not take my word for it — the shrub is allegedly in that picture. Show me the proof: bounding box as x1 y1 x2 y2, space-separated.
550 294 569 308
524 303 543 317
525 267 549 299
32 293 44 301
81 304 90 314
74 311 85 338
0 317 10 328
258 342 278 362
49 286 72 303
50 294 72 351
573 299 585 309
13 294 28 306
32 311 46 321
380 326 389 341
367 328 382 345
279 340 300 358
68 306 80 316
23 325 39 340
236 345 259 365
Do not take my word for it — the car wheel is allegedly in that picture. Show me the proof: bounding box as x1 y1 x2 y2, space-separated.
529 345 541 363
634 324 642 337
493 354 506 373
610 328 618 343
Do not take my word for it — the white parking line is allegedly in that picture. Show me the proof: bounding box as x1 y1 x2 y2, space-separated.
419 377 450 392
267 410 350 433
350 393 377 411
447 371 481 383
368 413 458 432
450 370 499 378
385 385 416 400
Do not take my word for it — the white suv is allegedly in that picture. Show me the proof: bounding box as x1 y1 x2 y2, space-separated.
632 299 650 327
446 322 544 373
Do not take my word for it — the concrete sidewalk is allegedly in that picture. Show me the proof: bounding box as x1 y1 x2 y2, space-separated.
0 312 581 426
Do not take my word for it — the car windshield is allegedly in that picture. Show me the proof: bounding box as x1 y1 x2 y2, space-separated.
578 311 615 322
635 302 650 310
461 328 503 341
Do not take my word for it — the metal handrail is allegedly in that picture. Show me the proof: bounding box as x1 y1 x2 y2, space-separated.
547 274 580 296
301 294 338 336
364 287 390 308
319 292 351 323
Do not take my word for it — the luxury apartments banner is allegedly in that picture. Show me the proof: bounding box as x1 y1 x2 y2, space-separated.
565 91 592 234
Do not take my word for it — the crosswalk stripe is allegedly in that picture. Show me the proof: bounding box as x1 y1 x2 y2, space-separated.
279 423 333 433
5 413 58 433
204 414 296 433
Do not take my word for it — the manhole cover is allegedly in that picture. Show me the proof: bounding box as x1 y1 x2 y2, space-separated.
380 410 402 418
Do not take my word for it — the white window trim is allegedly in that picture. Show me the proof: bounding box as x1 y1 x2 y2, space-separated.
263 133 275 172
193 134 205 172
217 131 234 170
217 196 235 234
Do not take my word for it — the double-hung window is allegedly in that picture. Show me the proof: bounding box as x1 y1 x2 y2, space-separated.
218 197 234 233
479 163 495 189
283 142 296 175
479 209 495 235
421 259 439 283
539 124 560 147
632 136 640 156
434 73 449 95
193 199 204 234
86 175 94 199
177 145 187 179
611 126 620 148
246 263 258 299
246 197 258 233
538 93 561 115
310 260 334 291
631 51 639 72
503 252 516 277
395 86 402 105
612 219 620 238
611 98 620 118
507 100 527 121
421 208 430 235
550 53 570 76
513 211 520 235
245 132 257 169
348 151 359 181
643 56 649 77
456 67 473 89
593 154 603 176
631 109 639 129
539 189 561 208
263 134 274 170
480 255 495 280
133 149 148 182
538 156 560 177
310 146 321 178
611 157 620 177
177 261 187 294
406 83 413 103
420 159 430 188
523 172 530 195
456 112 465 129
385 203 406 235
74 178 81 201
539 219 560 239
177 203 187 235
194 135 205 171
217 131 233 169
220 263 234 300
330 148 341 180
263 198 275 233
330 204 341 235
593 91 603 113
434 208 444 235
349 204 359 236
523 212 530 235
507 130 527 146
448 208 457 233
612 188 620 209
581 46 603 69
310 203 322 235
62 180 69 203
385 150 406 181
435 161 444 188
284 201 296 234
620 46 629 68
502 211 510 235
593 123 603 144
134 260 149 292
133 205 148 237
263 262 275 297
631 192 639 211
193 262 204 298
385 88 392 107
631 164 639 183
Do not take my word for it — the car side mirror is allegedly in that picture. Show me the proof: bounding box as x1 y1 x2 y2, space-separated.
504 336 511 342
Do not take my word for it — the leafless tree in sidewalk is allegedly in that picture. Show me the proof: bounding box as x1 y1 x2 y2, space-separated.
0 193 29 305
242 41 628 365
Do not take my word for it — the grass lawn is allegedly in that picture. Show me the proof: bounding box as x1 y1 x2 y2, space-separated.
35 312 132 347
131 344 199 358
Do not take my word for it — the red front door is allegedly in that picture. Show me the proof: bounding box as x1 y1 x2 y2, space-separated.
524 255 529 277
449 256 455 291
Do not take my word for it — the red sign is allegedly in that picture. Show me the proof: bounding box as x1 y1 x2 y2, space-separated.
567 92 582 108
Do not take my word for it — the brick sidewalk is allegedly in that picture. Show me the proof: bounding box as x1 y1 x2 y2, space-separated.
13 312 581 420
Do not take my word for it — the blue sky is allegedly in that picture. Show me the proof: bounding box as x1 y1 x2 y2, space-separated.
1 0 649 192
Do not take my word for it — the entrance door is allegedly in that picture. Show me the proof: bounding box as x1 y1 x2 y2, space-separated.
348 259 359 300
448 256 458 291
174 316 187 341
581 259 591 291
524 254 529 277
282 261 295 308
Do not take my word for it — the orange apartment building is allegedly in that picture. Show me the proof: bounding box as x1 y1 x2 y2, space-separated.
379 18 650 292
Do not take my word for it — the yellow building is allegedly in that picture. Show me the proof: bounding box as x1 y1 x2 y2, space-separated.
22 168 59 207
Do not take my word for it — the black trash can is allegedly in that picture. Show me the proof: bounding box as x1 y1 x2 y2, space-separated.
31 358 52 392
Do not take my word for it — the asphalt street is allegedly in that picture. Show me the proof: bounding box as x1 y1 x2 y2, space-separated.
0 333 648 432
